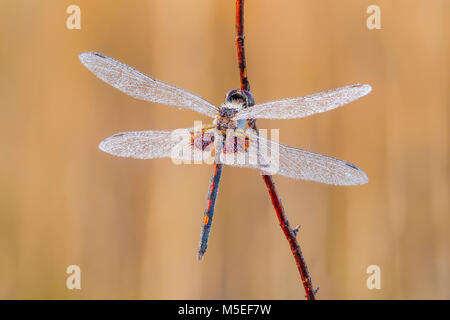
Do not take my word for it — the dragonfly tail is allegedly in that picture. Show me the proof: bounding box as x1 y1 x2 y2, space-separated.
198 163 223 260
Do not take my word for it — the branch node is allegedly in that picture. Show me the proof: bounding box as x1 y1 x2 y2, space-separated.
292 225 301 237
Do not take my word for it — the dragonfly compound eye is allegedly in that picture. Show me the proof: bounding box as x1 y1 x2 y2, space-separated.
243 90 255 107
225 89 255 107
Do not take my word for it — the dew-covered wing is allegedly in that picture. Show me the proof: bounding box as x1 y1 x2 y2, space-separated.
79 52 218 118
98 126 217 164
234 84 371 120
218 129 369 186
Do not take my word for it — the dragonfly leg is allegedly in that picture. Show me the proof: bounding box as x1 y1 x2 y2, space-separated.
197 163 223 260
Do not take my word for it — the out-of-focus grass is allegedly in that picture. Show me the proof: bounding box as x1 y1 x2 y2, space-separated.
0 0 448 299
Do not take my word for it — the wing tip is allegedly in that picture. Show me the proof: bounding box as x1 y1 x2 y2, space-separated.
356 172 370 185
78 51 107 65
98 138 109 153
98 132 125 154
350 83 372 97
343 161 369 186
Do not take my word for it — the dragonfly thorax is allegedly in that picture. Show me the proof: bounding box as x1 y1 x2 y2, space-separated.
214 102 243 132
213 89 255 133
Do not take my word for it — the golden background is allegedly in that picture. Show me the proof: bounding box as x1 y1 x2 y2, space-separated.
0 0 448 299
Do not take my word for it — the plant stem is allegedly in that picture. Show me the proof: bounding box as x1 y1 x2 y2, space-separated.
262 175 316 300
236 0 250 92
235 0 316 300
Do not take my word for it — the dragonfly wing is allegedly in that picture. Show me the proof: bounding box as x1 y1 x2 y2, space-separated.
79 52 218 118
219 129 369 186
99 127 217 163
99 130 176 159
275 144 369 186
234 84 371 120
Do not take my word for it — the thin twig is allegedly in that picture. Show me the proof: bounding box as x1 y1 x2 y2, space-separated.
262 175 316 300
236 0 250 92
235 0 316 300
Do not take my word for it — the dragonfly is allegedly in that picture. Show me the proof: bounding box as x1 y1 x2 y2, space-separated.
79 51 372 260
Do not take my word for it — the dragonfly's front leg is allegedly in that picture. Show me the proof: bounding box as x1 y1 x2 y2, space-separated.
197 163 223 260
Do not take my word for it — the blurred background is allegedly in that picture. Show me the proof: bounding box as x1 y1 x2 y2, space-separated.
0 0 448 299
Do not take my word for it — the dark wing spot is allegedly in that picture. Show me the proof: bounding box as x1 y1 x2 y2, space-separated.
345 161 360 170
112 133 125 138
93 52 106 58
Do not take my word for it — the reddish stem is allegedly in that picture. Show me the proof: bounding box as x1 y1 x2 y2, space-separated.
236 0 250 92
235 0 316 299
262 175 316 300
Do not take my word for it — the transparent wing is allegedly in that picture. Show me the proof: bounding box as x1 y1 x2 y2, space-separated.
234 84 372 120
99 126 217 163
99 130 177 159
99 127 369 185
218 129 369 186
79 52 218 118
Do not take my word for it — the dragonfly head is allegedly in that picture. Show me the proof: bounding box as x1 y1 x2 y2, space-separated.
216 90 254 132
225 89 255 108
